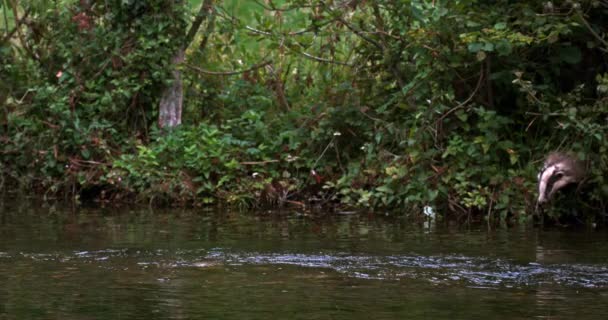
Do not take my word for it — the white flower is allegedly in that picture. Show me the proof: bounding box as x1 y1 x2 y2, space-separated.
423 206 435 218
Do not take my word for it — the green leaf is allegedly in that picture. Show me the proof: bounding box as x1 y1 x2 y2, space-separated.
81 148 90 160
494 22 507 30
467 42 483 53
456 110 468 122
559 46 582 64
495 40 512 56
376 185 394 194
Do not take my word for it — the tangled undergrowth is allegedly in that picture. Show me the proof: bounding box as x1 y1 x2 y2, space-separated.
1 0 607 224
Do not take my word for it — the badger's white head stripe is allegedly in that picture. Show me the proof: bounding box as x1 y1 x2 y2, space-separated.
538 164 557 204
537 152 584 205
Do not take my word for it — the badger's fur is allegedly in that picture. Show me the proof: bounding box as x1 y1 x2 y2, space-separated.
537 152 585 205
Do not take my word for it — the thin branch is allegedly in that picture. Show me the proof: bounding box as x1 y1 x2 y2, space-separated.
296 50 352 66
185 0 215 48
436 67 484 124
578 11 608 52
186 59 272 76
252 0 320 12
198 2 217 54
2 8 29 43
245 25 272 36
524 111 565 116
323 4 383 51
240 160 280 165
371 3 404 88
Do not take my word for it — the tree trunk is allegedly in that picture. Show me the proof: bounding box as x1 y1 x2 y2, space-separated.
157 0 214 129
158 49 185 128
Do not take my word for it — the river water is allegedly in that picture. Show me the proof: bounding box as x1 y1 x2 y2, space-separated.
1 201 608 319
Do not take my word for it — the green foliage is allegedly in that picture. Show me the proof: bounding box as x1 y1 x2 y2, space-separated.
2 0 608 224
1 0 187 193
111 111 306 207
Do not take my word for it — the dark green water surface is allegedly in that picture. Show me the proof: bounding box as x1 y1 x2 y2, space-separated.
2 201 608 319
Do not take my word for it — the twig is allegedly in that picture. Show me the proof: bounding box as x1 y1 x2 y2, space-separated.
199 1 217 54
332 13 383 51
578 11 608 53
240 160 280 165
313 135 336 169
296 51 352 66
91 59 111 79
487 188 494 229
252 0 319 12
1 7 29 43
186 59 272 76
525 115 538 132
185 0 215 47
245 25 272 36
436 67 484 124
524 111 565 116
9 3 36 61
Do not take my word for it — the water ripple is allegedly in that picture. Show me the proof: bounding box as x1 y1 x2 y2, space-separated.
7 249 608 288
203 250 608 288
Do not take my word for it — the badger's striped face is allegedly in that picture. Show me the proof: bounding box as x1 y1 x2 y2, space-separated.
537 163 577 204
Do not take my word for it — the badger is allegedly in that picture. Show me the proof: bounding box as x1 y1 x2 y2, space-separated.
537 152 585 205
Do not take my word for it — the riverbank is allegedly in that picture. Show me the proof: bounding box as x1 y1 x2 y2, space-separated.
2 1 607 224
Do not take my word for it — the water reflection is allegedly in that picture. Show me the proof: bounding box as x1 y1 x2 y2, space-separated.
1 201 608 319
6 247 608 288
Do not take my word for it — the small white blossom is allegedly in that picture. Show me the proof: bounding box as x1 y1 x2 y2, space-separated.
286 155 299 162
423 205 435 218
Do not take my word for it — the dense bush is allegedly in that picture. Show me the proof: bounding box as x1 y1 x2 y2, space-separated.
1 0 187 193
2 0 607 224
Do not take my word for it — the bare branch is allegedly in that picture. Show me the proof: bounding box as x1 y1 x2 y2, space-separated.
252 0 321 12
578 11 608 53
1 8 29 43
322 4 383 51
296 51 352 66
186 60 272 76
245 25 272 36
436 67 485 124
185 0 215 48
